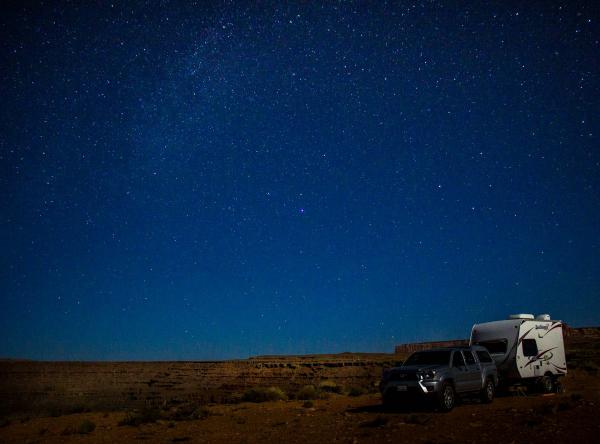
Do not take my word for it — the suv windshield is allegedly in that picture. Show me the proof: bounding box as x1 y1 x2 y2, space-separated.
403 351 451 366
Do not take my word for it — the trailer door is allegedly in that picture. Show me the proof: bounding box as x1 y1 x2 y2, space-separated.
522 338 542 377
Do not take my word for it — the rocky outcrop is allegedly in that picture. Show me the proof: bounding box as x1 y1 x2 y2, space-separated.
2 327 594 415
394 339 468 354
0 355 399 414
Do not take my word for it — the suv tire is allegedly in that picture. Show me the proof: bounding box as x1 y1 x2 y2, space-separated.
382 392 395 407
480 378 495 403
438 382 455 412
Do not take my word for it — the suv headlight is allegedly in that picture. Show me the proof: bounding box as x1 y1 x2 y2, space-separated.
418 370 437 380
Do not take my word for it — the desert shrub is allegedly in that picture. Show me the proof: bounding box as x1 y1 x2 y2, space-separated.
319 390 333 400
557 401 571 411
222 393 243 404
318 380 343 394
166 403 197 421
166 404 211 421
296 385 319 400
69 405 89 414
61 419 96 435
405 414 431 425
192 406 211 420
360 415 389 428
78 420 96 434
525 416 543 428
118 408 162 426
302 400 314 408
368 381 381 394
242 386 288 403
47 407 63 418
41 403 90 418
61 426 76 436
348 387 365 397
535 403 555 415
570 393 583 402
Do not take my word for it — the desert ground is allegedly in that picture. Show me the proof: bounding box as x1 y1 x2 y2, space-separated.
1 327 599 443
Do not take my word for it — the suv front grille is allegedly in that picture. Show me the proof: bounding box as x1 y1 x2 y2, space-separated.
388 370 417 381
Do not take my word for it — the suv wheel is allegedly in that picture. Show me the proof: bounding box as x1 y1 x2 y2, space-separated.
382 392 394 407
438 382 455 412
480 378 495 403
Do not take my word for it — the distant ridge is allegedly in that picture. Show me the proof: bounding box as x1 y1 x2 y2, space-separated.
394 339 468 354
393 326 600 354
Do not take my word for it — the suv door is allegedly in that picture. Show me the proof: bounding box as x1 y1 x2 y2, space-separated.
451 350 469 393
463 350 482 391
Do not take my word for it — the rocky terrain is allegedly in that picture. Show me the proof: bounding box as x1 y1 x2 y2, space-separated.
0 353 399 416
0 326 598 443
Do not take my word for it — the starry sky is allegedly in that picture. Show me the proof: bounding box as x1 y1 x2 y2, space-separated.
1 1 599 361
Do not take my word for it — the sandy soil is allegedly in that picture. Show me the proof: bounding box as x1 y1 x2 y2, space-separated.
2 369 598 444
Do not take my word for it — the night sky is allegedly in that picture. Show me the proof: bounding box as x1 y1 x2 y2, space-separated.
1 1 599 360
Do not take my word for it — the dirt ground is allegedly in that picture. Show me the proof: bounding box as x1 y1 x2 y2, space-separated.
1 369 599 444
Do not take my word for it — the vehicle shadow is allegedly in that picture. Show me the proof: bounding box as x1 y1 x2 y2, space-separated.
349 393 504 415
348 401 436 414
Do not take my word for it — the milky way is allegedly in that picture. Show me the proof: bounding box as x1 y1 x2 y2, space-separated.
1 1 598 359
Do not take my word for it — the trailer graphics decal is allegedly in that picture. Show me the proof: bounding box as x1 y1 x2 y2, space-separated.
524 347 558 367
540 322 563 338
550 362 567 373
518 327 534 345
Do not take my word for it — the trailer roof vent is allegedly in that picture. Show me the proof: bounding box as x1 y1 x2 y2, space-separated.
535 314 551 321
509 313 535 320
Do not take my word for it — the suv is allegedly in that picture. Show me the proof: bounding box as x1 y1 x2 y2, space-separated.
380 346 498 411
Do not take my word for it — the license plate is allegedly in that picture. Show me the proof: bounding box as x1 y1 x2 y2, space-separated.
396 385 407 392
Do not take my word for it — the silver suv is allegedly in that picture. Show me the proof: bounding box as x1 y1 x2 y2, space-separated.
380 346 498 411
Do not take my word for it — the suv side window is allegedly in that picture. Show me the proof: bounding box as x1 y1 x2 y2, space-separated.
464 350 476 365
476 350 493 363
452 351 466 368
522 339 538 357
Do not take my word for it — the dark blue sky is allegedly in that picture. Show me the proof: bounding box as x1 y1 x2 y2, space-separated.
1 1 598 360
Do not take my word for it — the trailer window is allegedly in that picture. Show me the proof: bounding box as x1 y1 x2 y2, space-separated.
475 340 507 355
476 350 493 363
522 339 538 357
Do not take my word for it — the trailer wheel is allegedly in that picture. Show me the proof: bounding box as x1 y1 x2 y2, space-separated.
540 375 554 393
480 378 495 403
554 379 564 394
438 382 455 412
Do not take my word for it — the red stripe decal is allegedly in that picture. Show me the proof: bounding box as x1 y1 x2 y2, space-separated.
519 327 534 344
524 347 557 367
543 323 563 337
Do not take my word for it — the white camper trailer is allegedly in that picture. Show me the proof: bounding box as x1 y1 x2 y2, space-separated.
470 314 567 392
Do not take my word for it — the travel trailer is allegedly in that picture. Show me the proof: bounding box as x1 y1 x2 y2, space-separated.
469 314 566 392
